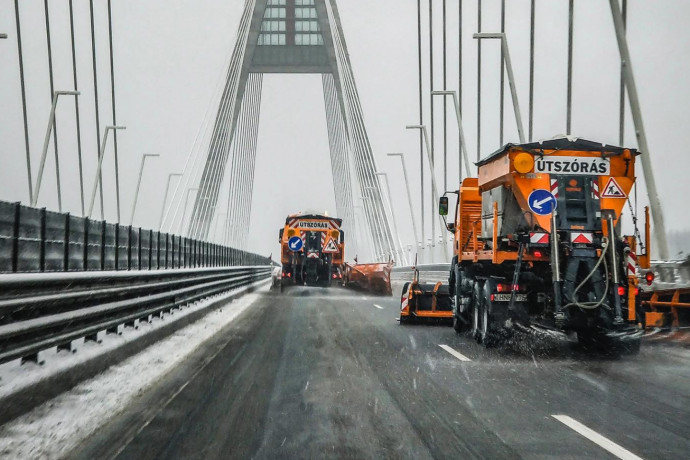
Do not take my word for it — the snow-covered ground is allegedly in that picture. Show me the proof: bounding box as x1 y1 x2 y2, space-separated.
0 282 268 460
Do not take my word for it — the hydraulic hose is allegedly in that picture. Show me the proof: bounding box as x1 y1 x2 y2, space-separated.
563 237 611 311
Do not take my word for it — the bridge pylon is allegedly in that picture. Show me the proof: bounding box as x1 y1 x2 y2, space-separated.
187 0 398 262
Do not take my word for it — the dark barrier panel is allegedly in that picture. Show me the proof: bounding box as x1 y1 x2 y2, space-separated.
67 215 84 271
87 218 103 271
0 200 272 273
104 223 117 270
0 202 15 271
44 210 66 271
117 227 129 270
130 228 140 271
141 230 151 270
17 207 41 272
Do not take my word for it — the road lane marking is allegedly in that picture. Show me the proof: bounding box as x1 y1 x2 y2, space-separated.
373 304 384 310
552 415 644 460
439 344 471 362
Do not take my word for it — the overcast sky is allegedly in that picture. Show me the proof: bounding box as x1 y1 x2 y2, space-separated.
1 0 689 260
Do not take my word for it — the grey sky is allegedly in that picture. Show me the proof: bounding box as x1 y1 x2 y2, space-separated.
1 0 689 260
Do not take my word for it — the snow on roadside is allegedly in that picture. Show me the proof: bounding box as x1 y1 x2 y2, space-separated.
0 283 268 460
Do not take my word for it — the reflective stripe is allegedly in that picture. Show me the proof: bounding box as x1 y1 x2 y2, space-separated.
530 232 549 244
626 251 638 276
571 232 593 244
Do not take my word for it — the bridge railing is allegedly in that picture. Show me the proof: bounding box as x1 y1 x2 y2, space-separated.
0 200 270 273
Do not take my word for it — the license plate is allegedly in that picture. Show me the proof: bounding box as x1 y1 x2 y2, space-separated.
493 293 527 302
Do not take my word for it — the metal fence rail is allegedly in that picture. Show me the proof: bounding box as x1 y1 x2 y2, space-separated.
0 266 271 365
0 199 274 365
0 201 270 272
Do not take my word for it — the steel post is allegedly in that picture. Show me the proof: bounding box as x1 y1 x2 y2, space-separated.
87 126 126 218
375 173 406 265
179 188 199 236
473 33 526 143
32 91 80 208
529 0 535 141
159 173 182 231
608 0 669 260
406 125 449 261
387 154 420 248
13 1 33 202
431 91 471 179
130 154 160 225
566 0 574 135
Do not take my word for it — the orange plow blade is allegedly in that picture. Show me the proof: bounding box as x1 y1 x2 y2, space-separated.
343 261 393 296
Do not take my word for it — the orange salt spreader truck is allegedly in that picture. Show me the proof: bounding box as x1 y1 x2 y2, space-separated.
279 213 344 288
414 137 650 350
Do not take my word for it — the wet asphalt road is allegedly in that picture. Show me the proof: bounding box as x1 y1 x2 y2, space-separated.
71 286 690 460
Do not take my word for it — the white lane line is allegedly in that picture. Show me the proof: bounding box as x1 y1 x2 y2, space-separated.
552 415 644 460
439 344 471 362
373 304 384 310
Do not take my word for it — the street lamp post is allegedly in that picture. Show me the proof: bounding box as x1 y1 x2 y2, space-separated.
130 153 160 225
159 173 182 231
87 125 126 218
359 197 379 261
31 90 81 208
213 212 227 243
179 188 199 235
473 33 526 143
608 0 669 259
375 172 406 265
387 153 420 256
406 125 449 262
431 90 472 179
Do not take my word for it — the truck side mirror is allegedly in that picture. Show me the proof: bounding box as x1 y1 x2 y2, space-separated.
279 228 284 240
439 196 449 216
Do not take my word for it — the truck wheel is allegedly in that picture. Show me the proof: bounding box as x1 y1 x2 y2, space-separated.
400 282 412 325
453 315 464 333
452 268 469 333
480 288 497 348
471 281 483 343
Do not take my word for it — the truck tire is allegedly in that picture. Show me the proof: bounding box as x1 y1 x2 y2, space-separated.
399 282 412 324
453 267 470 333
324 264 332 288
480 283 498 348
453 315 464 333
471 280 483 343
448 256 457 294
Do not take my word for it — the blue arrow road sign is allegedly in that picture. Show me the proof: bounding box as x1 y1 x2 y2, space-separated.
528 189 557 216
288 236 303 252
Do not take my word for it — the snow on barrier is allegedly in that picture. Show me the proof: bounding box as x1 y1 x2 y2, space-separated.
0 199 273 365
0 266 271 366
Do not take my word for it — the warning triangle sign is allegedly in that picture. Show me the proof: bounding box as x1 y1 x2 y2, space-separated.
602 177 626 198
323 238 339 253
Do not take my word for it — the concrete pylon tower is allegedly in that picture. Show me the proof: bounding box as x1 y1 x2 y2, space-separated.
187 0 398 262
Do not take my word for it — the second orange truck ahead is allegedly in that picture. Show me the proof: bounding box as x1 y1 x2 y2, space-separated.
279 213 344 287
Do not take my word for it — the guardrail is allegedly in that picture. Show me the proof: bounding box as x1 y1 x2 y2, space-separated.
0 266 271 365
0 200 270 273
0 200 274 365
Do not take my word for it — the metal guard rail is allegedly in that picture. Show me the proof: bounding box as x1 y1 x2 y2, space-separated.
0 266 271 365
0 200 271 273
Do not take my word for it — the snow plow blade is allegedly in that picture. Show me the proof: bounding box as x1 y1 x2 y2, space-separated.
399 280 453 323
344 261 393 296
